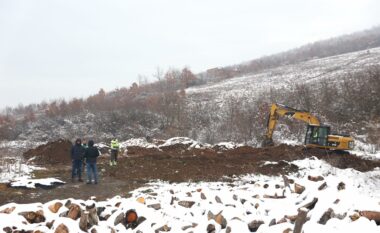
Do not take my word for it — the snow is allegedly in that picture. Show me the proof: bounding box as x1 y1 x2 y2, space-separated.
0 158 42 183
120 138 158 149
215 142 237 150
1 157 380 232
0 140 45 149
10 177 65 189
351 139 380 160
158 137 211 149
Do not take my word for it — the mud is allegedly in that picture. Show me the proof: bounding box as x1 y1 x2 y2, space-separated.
1 142 378 205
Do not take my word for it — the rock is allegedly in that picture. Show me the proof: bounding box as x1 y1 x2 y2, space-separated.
263 184 269 189
226 226 232 233
136 197 145 204
87 204 98 226
293 208 308 233
333 199 340 204
114 212 125 226
97 207 105 217
0 206 15 214
64 200 71 208
206 223 216 233
301 197 318 210
148 203 161 210
67 204 81 220
3 227 12 233
275 184 281 189
337 182 345 190
308 175 324 182
269 218 276 226
134 216 147 229
277 218 287 224
248 220 264 232
318 208 334 225
178 201 195 208
215 196 223 204
294 183 305 194
155 224 171 232
285 215 298 222
19 211 46 224
240 198 247 204
182 225 193 231
359 211 380 224
201 193 207 200
46 220 55 229
54 224 69 233
232 194 238 201
196 188 202 192
254 203 259 209
318 182 327 190
186 192 192 197
115 202 121 207
207 210 226 228
169 189 174 194
48 202 63 213
79 211 89 231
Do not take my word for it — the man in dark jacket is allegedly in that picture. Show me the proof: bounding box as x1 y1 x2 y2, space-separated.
84 140 100 184
71 138 85 182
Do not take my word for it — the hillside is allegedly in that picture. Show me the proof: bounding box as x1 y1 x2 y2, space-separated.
0 29 379 152
0 47 379 153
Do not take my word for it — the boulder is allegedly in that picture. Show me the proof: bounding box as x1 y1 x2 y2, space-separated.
67 204 81 220
48 202 63 213
54 224 69 233
294 183 305 194
178 201 195 208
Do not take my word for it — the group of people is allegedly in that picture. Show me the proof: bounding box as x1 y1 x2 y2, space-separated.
70 138 120 184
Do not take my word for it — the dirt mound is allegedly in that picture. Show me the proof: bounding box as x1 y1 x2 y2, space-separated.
127 146 161 157
23 139 72 165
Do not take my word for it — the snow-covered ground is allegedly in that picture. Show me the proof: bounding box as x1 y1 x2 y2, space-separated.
1 157 379 232
187 47 380 105
9 177 65 189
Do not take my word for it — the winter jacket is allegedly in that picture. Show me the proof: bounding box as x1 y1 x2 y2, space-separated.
71 144 85 160
85 146 100 163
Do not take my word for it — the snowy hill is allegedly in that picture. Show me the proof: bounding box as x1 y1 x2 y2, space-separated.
187 47 380 102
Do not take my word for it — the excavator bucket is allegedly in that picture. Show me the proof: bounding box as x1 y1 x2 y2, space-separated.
261 138 274 147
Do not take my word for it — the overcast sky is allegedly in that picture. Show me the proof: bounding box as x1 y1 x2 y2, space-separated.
1 0 380 109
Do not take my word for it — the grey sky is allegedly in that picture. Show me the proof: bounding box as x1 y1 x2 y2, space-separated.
1 0 380 109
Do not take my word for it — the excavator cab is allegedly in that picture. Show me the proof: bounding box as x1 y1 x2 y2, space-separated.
305 125 330 147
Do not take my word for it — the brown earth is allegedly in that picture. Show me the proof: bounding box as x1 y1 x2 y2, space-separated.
22 139 72 165
0 142 379 205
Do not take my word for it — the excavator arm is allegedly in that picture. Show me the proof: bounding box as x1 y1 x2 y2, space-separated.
262 103 320 146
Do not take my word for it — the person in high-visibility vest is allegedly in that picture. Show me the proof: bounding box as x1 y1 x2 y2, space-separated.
110 139 120 166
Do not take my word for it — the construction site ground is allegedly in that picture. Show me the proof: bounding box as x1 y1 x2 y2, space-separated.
1 142 379 205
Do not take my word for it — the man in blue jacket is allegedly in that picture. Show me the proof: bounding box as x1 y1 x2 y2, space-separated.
84 140 100 184
71 138 85 182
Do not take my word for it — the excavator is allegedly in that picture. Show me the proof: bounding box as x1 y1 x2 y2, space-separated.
262 103 354 151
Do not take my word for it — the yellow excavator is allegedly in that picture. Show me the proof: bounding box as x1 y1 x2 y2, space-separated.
262 103 354 151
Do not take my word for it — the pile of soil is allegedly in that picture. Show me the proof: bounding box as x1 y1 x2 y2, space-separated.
23 139 72 165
